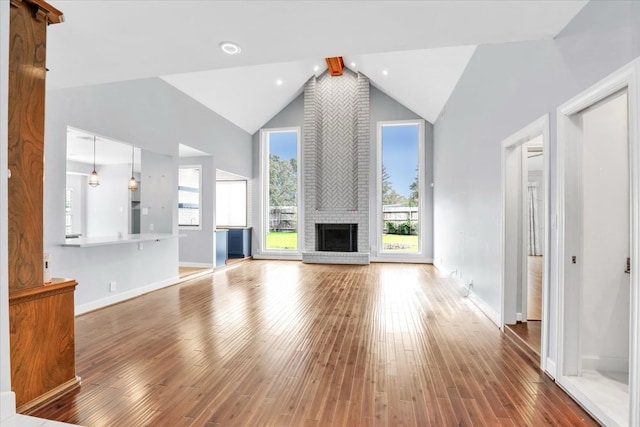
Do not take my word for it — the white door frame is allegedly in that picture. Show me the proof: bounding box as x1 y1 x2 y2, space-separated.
556 58 640 426
501 114 550 371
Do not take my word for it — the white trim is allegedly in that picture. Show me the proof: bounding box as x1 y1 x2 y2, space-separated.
179 262 213 268
259 127 302 255
436 261 501 327
0 392 16 423
556 57 640 427
467 290 501 328
557 379 619 427
75 276 179 316
370 257 433 264
581 355 630 373
0 1 12 416
546 358 557 379
500 114 550 372
376 119 426 260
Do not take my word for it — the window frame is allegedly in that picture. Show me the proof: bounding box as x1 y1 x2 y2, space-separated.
260 127 302 255
178 164 202 230
376 119 426 258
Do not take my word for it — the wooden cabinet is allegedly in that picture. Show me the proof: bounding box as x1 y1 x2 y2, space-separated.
7 0 78 412
9 279 78 411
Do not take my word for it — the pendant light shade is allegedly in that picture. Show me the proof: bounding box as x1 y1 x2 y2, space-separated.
88 136 100 187
128 146 138 191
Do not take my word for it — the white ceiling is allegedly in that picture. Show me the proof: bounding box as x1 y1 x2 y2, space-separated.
67 128 140 168
47 1 588 134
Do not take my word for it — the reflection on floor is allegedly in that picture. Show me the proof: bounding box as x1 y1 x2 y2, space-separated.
178 266 209 278
505 256 543 367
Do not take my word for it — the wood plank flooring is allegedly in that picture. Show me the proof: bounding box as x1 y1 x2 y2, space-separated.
179 267 210 279
30 261 596 426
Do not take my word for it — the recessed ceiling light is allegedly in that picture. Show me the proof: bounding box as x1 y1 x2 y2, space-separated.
350 62 356 67
313 65 319 72
219 41 241 55
276 79 283 86
382 69 389 76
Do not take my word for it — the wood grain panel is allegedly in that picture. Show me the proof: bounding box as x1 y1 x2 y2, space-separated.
31 262 597 426
8 0 47 291
10 279 79 410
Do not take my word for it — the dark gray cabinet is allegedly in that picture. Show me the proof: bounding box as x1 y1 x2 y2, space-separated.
227 228 251 258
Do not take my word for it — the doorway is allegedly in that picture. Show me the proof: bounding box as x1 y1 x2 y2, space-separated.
557 60 639 426
501 115 550 371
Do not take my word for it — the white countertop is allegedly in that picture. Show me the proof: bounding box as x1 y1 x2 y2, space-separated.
62 233 180 248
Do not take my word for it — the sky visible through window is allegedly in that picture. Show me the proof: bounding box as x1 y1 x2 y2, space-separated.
382 124 419 198
268 126 418 199
269 131 297 159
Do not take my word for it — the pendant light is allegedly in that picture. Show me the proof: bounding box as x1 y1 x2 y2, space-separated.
88 136 100 187
128 146 138 192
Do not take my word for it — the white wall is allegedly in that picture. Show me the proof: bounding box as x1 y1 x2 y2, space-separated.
44 78 252 312
179 155 215 266
581 92 630 370
433 0 640 366
85 164 130 237
140 150 175 234
0 0 15 419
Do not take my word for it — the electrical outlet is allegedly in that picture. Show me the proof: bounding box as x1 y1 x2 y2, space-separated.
149 223 154 231
109 281 117 292
138 242 144 251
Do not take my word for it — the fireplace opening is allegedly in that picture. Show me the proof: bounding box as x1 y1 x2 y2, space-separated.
316 223 357 252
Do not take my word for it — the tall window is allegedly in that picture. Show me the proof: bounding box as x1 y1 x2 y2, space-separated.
261 128 300 251
178 166 201 228
378 121 424 254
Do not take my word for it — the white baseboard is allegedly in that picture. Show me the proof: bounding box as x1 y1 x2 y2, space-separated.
433 261 501 327
179 262 213 268
0 391 16 422
546 358 557 379
252 253 302 261
75 276 180 316
581 355 629 373
467 290 501 327
370 257 433 264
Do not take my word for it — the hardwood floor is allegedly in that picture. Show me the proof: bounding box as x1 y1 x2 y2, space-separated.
179 266 210 278
30 261 596 426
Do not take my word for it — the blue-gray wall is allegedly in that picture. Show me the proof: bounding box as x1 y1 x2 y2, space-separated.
433 0 640 364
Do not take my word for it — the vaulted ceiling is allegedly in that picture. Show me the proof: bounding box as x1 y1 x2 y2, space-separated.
47 1 588 134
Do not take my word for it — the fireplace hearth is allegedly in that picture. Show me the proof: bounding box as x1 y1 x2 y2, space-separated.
316 223 357 252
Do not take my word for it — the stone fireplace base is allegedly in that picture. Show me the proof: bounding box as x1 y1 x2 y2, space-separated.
302 251 370 265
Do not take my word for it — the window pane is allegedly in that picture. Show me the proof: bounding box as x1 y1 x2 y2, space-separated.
381 124 419 253
179 167 200 227
216 180 247 227
265 131 298 250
